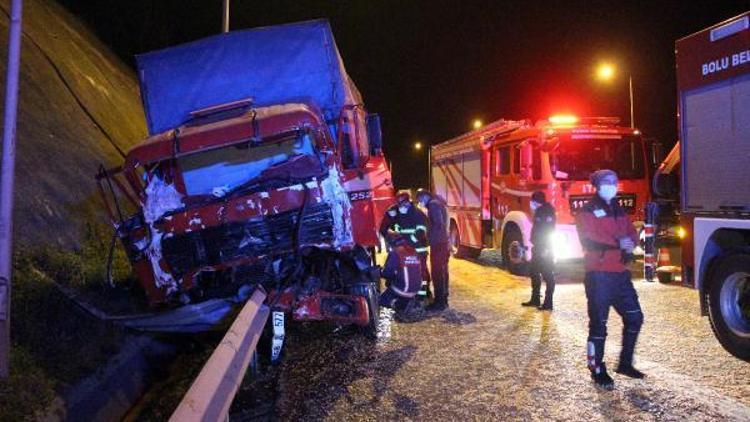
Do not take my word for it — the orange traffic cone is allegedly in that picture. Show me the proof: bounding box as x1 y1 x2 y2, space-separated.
657 247 671 268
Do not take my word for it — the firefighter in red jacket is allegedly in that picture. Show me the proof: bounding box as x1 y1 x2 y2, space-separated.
576 169 645 388
379 243 422 316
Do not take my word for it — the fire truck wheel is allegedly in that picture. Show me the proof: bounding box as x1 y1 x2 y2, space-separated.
502 225 527 276
449 222 481 259
707 253 750 362
657 271 673 284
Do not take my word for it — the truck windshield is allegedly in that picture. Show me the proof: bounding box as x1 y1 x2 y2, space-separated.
551 135 645 181
178 133 316 196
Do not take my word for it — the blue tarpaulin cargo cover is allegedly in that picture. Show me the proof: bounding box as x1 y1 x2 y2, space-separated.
136 19 362 135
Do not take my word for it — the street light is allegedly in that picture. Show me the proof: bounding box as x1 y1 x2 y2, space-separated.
596 63 615 81
222 0 230 33
414 141 422 151
595 62 635 129
473 119 483 130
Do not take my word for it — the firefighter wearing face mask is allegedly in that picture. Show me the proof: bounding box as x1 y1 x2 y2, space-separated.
576 169 645 388
392 192 430 298
522 190 556 310
379 204 400 250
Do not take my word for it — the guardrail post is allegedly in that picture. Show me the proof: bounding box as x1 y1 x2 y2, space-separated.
170 288 269 421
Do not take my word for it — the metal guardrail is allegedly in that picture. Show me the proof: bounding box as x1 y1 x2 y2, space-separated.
170 288 269 422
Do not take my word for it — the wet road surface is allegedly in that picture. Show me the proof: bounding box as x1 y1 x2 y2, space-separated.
245 251 750 421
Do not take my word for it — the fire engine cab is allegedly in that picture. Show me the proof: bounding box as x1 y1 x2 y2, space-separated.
430 115 650 274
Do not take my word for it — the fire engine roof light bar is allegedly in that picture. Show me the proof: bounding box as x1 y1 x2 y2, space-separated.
548 114 579 125
579 116 622 125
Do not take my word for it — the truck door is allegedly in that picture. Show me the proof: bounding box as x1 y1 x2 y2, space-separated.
491 145 512 246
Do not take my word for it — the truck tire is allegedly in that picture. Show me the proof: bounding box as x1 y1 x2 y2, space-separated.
351 282 380 339
502 225 527 276
657 271 673 284
449 222 481 259
707 254 750 362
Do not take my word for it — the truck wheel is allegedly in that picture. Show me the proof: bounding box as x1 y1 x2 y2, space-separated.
351 282 380 339
707 254 750 362
449 222 481 259
657 271 673 284
502 225 527 276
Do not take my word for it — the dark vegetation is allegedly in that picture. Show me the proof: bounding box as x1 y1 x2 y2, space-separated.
0 222 137 420
0 0 149 415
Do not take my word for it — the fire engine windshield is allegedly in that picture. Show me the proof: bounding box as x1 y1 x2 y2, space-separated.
551 135 645 181
178 133 316 196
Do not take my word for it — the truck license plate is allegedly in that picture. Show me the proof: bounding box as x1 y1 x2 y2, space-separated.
569 194 637 214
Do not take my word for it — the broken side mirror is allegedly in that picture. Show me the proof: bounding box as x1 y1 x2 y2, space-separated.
367 113 383 156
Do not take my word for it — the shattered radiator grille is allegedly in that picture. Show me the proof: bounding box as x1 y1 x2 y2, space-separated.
161 203 334 278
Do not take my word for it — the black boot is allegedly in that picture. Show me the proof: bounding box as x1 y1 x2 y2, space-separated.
521 297 540 307
426 300 448 312
615 364 646 379
591 363 615 388
538 296 553 310
538 302 553 311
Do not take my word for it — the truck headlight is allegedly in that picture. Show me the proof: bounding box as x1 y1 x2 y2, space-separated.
550 231 569 260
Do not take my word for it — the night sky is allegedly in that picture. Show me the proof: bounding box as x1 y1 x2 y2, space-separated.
60 0 749 188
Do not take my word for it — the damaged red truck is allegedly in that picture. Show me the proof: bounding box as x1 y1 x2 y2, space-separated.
95 21 395 340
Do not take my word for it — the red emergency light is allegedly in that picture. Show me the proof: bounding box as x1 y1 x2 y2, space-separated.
548 114 579 125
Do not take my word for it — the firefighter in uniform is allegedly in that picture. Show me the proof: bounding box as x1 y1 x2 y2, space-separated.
576 169 645 388
416 189 451 311
379 205 400 252
393 193 430 298
522 191 556 310
379 242 422 318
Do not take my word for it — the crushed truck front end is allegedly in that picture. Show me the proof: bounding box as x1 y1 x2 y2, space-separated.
97 100 382 331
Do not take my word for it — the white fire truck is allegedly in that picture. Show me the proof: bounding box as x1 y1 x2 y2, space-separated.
674 12 750 361
430 115 650 274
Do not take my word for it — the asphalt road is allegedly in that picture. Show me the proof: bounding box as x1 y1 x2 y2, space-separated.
238 251 750 421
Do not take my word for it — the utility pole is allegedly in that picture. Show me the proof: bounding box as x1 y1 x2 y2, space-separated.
629 75 635 129
222 0 230 33
0 0 23 379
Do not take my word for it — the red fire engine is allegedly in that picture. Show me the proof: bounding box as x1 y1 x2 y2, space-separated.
430 115 650 274
674 12 750 361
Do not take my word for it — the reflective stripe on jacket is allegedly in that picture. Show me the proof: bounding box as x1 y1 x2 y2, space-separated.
394 206 429 253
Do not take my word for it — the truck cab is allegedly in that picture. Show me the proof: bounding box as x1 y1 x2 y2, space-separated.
96 21 394 337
